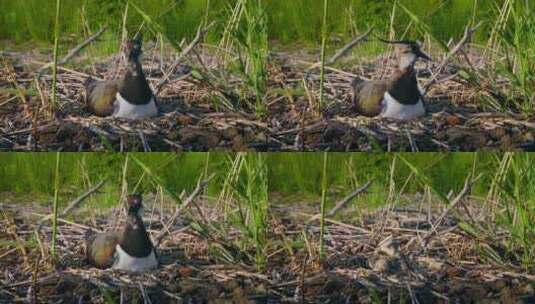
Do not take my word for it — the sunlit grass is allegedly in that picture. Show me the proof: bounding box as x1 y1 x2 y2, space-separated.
318 0 329 112
268 153 493 199
50 152 60 259
0 153 228 204
487 0 535 115
491 153 535 269
220 0 269 115
50 0 61 114
318 152 328 260
0 0 493 46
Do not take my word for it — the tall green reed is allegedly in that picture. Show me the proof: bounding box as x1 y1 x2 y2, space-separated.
318 0 329 112
491 153 535 268
220 0 269 115
488 0 535 115
50 0 61 113
318 152 328 260
243 0 269 115
240 153 269 267
219 153 269 268
189 153 269 269
50 152 60 258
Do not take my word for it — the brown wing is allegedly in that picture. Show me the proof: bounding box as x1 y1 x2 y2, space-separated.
86 232 119 269
85 79 121 117
353 80 389 117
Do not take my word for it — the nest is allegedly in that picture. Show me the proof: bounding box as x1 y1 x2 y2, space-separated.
1 41 535 152
1 194 534 303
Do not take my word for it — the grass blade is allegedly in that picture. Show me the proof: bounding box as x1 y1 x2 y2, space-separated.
396 2 449 52
51 152 60 258
50 0 61 114
318 0 329 112
398 155 449 205
130 154 183 205
319 152 328 260
126 0 183 52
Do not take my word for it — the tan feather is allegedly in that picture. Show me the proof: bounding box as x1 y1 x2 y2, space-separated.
85 231 119 269
85 79 122 117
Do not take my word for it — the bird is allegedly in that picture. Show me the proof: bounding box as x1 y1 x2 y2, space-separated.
84 36 158 119
85 194 158 272
352 40 431 121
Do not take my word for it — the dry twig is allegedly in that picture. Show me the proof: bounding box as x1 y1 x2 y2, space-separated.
37 26 108 75
37 179 105 228
424 22 483 93
328 180 374 217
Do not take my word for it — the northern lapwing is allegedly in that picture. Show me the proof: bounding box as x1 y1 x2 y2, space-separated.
85 194 158 272
353 40 431 121
85 36 158 119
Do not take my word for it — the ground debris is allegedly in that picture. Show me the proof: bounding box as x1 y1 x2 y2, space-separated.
1 47 535 151
1 198 534 303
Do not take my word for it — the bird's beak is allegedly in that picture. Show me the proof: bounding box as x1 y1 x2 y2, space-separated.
416 49 432 61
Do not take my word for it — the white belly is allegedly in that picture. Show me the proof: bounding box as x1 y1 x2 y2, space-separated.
112 244 158 272
380 92 425 121
113 93 158 120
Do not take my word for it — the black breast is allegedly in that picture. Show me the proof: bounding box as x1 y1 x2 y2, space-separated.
388 70 421 105
119 64 154 105
120 216 154 257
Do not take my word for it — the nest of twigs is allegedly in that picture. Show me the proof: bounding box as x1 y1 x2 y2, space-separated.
1 191 534 303
2 35 535 152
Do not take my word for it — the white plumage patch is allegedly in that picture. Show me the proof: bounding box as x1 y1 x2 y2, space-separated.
112 244 158 272
113 92 158 120
380 92 425 121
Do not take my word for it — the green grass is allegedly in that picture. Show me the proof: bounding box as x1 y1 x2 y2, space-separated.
318 152 328 260
0 0 212 47
0 153 230 205
187 153 270 269
318 0 329 112
0 153 496 205
50 0 61 113
268 153 493 200
220 0 269 115
485 0 535 115
0 0 495 48
50 152 60 258
231 153 269 268
491 153 535 268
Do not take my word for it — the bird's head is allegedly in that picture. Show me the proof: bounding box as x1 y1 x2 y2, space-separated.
126 194 144 218
378 38 432 69
126 35 143 63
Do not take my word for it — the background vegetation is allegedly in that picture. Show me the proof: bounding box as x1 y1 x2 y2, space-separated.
0 152 516 204
1 0 494 47
0 153 228 207
268 153 493 201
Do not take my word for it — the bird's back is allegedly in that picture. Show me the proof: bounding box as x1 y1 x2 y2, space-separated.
353 79 390 117
86 231 120 269
85 79 121 117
